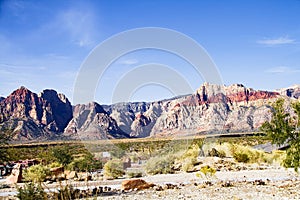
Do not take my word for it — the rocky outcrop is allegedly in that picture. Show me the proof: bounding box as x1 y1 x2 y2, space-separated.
38 89 73 132
104 83 282 137
1 83 298 141
150 83 279 136
0 86 72 141
102 102 150 135
276 85 300 99
64 102 128 140
1 118 52 141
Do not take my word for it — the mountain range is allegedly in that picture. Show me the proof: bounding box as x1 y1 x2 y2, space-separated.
0 83 299 142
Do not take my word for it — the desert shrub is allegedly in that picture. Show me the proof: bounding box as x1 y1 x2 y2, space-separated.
23 164 50 183
16 183 46 200
271 150 286 163
103 159 124 179
126 171 143 178
53 184 79 200
48 162 62 168
0 128 13 162
218 150 226 158
68 153 102 172
37 148 56 165
207 148 226 158
144 154 177 175
110 149 126 159
229 144 272 163
52 146 73 167
182 144 199 159
202 142 231 158
181 157 197 172
283 146 300 170
196 165 216 179
233 152 250 163
176 144 199 172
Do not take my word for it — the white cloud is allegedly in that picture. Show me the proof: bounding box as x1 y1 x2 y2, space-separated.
265 66 300 74
118 59 139 65
257 36 295 46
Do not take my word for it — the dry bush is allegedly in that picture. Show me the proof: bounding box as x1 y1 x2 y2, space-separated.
103 159 124 179
144 154 177 175
23 164 50 183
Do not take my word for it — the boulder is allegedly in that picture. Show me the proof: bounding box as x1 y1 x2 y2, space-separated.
121 179 155 191
50 166 64 179
76 172 92 181
6 163 22 184
65 170 77 180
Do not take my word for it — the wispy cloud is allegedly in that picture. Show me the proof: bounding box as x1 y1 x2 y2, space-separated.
6 0 26 17
60 9 96 47
118 59 139 65
0 63 46 71
265 66 300 74
37 5 97 48
257 36 295 46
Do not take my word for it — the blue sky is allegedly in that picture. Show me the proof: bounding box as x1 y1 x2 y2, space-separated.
0 0 300 104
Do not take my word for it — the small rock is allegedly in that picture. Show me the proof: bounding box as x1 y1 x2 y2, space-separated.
221 181 234 187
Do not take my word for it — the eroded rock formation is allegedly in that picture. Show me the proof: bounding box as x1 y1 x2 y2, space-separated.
1 83 299 141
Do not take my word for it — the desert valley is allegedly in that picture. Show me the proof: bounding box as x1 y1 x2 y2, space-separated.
0 83 300 199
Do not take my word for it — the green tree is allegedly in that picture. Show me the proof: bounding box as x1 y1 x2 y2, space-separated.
260 99 300 171
52 146 73 167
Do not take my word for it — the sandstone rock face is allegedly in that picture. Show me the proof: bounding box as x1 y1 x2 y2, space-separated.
150 83 280 136
1 83 298 141
64 102 128 140
0 87 72 141
104 83 283 137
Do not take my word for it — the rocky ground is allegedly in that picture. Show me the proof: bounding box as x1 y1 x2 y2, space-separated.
1 167 299 200
98 167 300 200
107 179 300 200
0 156 299 200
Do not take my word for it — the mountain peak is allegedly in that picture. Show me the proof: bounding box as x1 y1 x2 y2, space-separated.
10 86 32 95
0 87 73 140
